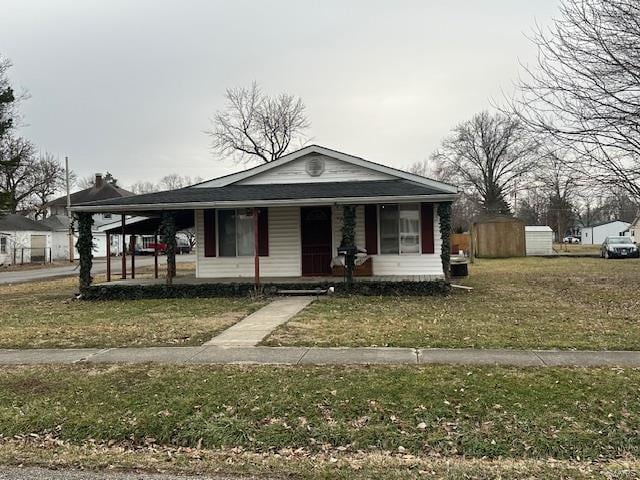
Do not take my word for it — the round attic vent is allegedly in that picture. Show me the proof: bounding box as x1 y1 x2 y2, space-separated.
305 156 325 177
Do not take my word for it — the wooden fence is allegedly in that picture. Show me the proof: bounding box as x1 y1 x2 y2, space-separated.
471 217 526 258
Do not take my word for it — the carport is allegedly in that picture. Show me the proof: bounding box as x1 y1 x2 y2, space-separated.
103 211 194 281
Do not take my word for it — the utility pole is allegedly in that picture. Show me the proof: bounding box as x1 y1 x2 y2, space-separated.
65 156 75 263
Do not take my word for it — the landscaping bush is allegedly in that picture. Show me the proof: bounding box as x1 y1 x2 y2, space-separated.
81 279 450 300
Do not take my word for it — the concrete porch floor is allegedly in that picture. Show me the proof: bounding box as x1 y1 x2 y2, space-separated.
98 274 440 287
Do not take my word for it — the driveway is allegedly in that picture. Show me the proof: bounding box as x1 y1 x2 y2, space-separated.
0 254 195 285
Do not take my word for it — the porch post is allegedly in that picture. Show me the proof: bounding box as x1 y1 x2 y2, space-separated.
121 214 126 279
154 233 159 279
130 234 136 279
254 207 260 286
106 232 111 282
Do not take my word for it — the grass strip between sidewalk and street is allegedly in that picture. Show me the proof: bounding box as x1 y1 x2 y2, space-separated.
0 364 639 468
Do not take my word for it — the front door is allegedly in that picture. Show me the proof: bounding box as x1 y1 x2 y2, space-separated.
301 206 333 276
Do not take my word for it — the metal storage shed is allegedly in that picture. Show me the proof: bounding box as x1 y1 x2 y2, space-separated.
525 226 554 256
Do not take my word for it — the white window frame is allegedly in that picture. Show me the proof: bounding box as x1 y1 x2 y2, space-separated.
217 209 255 257
141 236 155 249
0 236 6 254
377 203 422 255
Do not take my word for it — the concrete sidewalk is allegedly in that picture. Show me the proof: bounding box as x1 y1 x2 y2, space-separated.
204 296 314 347
1 346 640 367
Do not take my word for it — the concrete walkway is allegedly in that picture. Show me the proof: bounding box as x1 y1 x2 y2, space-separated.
1 346 640 367
204 296 315 347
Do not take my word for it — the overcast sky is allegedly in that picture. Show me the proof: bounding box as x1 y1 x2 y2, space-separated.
1 0 559 190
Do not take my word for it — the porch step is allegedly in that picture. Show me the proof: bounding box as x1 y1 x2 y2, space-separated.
277 288 332 296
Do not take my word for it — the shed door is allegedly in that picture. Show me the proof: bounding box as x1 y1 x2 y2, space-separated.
30 234 47 262
301 207 332 276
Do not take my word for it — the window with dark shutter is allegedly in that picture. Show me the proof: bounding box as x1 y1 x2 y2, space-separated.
203 209 216 257
258 207 269 256
421 203 435 254
364 204 378 255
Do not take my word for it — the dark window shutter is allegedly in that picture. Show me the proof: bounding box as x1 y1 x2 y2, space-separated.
203 209 216 257
364 204 378 255
421 203 435 254
257 207 269 256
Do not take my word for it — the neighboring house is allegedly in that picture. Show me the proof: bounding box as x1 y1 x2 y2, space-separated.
71 145 459 280
581 220 631 245
45 173 133 259
625 215 640 242
525 226 553 256
0 214 53 265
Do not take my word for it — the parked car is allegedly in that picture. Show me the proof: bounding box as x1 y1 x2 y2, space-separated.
135 242 166 255
600 236 639 259
176 239 192 254
562 236 580 244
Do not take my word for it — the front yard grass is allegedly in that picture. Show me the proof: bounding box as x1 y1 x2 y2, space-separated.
0 364 639 478
0 277 263 348
264 257 640 350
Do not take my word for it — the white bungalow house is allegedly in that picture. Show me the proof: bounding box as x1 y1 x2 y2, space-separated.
70 145 459 282
0 214 53 265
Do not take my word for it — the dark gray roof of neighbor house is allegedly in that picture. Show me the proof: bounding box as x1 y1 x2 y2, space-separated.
39 214 71 231
74 180 450 208
48 182 133 207
0 214 51 232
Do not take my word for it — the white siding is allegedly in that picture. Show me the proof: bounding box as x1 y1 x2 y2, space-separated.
582 221 630 244
525 228 553 255
370 206 444 277
194 204 445 279
0 231 52 265
196 207 301 278
235 155 393 185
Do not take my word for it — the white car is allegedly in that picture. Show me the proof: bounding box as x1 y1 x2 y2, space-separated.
562 236 580 244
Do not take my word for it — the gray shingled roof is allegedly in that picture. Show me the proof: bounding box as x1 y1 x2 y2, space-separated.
0 214 51 232
74 180 447 208
39 214 71 230
48 182 133 207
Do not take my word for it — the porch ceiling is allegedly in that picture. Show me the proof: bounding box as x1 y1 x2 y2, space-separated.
103 211 194 235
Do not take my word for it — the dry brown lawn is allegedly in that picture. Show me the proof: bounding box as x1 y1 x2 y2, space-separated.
0 275 263 348
263 257 640 350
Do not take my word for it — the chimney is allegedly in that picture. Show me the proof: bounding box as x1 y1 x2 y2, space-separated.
95 173 103 188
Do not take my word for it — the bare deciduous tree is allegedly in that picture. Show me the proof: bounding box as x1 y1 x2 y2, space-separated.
0 139 65 214
28 152 67 218
207 82 310 164
158 174 202 191
511 0 640 200
431 111 539 215
130 180 159 194
535 148 582 238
